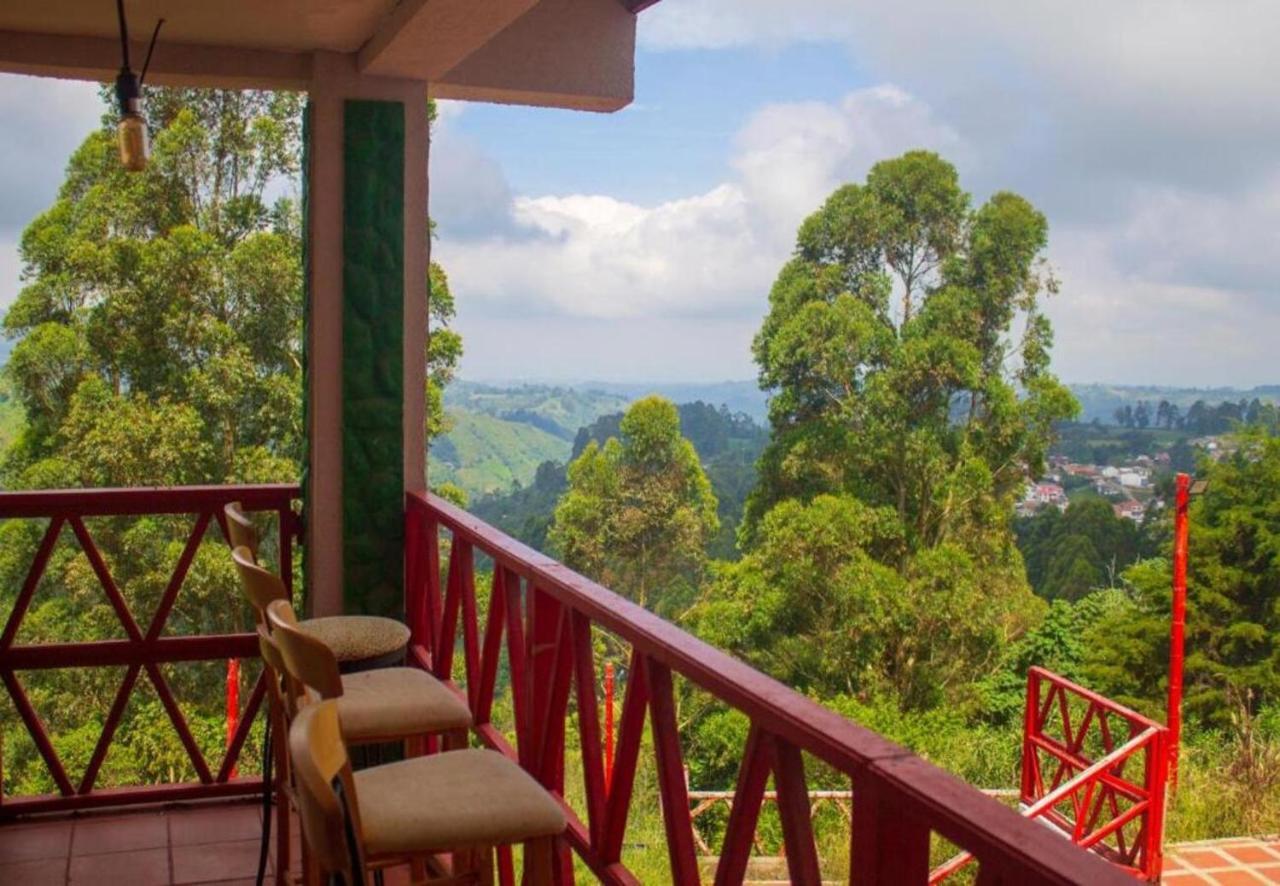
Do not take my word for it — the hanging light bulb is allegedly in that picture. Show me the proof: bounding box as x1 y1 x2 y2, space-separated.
114 0 164 172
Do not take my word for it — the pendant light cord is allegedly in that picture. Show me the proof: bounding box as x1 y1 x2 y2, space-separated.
141 18 165 86
116 0 131 70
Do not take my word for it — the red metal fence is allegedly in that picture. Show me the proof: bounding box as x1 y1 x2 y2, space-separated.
1020 667 1168 881
0 484 299 817
931 668 1168 883
406 491 1131 885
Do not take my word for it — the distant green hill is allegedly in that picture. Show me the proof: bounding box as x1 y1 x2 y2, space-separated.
429 410 572 495
1070 383 1280 424
444 381 631 439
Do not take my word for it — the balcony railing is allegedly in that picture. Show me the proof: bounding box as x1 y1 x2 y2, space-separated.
0 484 1138 882
0 484 299 817
406 491 1133 885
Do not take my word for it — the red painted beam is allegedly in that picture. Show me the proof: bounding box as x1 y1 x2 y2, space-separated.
0 778 264 819
0 635 260 669
0 483 298 518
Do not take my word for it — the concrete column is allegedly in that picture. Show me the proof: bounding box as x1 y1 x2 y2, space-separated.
304 52 428 617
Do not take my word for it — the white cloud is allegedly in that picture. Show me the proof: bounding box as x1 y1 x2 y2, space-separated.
0 76 103 237
434 85 959 322
641 2 1280 203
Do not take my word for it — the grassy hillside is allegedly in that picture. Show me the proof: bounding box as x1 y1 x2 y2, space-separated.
444 382 630 439
429 410 572 495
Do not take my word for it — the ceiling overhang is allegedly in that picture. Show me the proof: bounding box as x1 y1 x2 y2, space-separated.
0 0 657 111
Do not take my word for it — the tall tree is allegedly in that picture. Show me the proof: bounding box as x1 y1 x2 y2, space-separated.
549 396 718 611
718 151 1074 708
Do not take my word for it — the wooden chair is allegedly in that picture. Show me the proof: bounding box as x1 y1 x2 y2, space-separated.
290 700 565 886
264 598 471 749
224 501 260 558
231 546 411 665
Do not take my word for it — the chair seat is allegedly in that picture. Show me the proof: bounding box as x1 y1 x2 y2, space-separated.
299 615 410 663
354 749 565 856
336 668 472 741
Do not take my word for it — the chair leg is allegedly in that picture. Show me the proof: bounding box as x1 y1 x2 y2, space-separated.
522 838 554 886
475 845 495 886
276 783 291 881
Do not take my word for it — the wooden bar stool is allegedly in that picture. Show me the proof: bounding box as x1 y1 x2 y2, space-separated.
231 544 411 667
290 700 565 886
265 598 471 750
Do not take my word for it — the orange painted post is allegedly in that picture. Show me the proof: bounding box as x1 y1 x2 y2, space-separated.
226 658 240 779
604 662 615 789
1167 472 1190 791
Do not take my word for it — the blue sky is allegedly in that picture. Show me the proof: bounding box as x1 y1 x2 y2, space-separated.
3 1 1280 386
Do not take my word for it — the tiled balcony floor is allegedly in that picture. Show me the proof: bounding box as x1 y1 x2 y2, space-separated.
1164 837 1280 884
0 800 289 886
3 799 1277 884
0 799 427 886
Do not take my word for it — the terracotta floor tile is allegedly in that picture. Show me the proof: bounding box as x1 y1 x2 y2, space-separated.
0 820 73 863
69 846 169 886
172 837 269 884
1179 848 1234 870
72 811 169 855
0 855 69 885
170 805 264 846
379 864 413 886
1163 874 1216 884
1213 870 1269 885
1253 864 1280 884
1226 846 1280 865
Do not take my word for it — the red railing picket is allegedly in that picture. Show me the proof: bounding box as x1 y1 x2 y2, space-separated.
600 649 649 864
773 739 822 886
714 725 772 886
571 612 608 847
647 659 700 884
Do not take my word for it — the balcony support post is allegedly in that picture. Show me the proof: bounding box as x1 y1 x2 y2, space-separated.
304 52 428 617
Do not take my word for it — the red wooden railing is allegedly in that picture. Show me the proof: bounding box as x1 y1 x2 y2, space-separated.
930 668 1168 883
0 484 300 817
406 491 1131 885
1021 668 1167 881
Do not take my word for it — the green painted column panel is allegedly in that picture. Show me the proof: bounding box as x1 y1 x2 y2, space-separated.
342 99 405 617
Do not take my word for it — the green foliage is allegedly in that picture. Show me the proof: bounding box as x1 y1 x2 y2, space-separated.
716 151 1069 709
694 494 1038 708
1016 498 1154 601
1085 431 1280 725
445 381 630 440
550 396 718 611
428 410 572 495
3 90 304 487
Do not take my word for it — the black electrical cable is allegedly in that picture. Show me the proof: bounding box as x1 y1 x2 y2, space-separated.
257 716 273 886
115 0 130 70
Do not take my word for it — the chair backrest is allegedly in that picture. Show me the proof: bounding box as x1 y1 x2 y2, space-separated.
231 546 287 626
290 700 362 882
224 501 260 560
267 598 344 701
257 624 298 786
258 623 301 723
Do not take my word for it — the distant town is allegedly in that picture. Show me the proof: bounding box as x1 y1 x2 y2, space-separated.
1020 434 1235 523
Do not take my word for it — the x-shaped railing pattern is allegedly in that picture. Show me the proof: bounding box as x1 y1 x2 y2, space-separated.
407 491 1133 886
0 485 299 817
1018 667 1168 881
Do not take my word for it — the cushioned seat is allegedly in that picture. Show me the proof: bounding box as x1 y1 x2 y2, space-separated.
353 749 566 857
335 667 472 741
299 615 410 663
